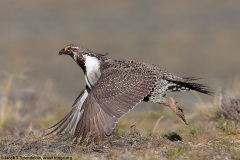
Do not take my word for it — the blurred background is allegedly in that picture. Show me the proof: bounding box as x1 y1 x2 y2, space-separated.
0 0 240 134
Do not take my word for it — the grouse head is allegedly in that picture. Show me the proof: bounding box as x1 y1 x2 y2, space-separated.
59 44 107 74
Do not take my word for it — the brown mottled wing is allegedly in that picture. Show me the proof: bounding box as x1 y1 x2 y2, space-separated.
74 65 157 141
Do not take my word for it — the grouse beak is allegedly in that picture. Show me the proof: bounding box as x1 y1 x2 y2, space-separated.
59 48 72 56
59 48 65 55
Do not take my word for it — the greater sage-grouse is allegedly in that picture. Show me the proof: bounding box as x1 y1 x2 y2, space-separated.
47 44 213 143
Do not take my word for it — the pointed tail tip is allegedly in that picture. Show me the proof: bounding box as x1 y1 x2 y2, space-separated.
199 86 214 96
207 90 215 96
182 77 214 96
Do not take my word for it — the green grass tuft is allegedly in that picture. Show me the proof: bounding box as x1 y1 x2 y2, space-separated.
216 118 238 135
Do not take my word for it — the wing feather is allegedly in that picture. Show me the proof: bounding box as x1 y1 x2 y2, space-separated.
46 88 89 135
73 65 157 142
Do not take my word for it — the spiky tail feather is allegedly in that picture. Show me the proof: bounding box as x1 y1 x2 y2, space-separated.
167 77 214 96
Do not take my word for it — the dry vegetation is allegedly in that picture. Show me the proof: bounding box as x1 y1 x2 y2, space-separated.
0 73 240 160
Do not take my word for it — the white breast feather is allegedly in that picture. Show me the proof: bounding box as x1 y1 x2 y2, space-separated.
83 55 100 88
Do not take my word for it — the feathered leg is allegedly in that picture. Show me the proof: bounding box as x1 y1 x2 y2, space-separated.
152 96 187 125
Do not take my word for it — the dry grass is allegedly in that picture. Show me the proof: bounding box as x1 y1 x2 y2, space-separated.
0 73 240 160
1 122 240 159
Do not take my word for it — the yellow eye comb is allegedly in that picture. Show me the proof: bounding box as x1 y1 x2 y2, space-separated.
64 45 71 51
